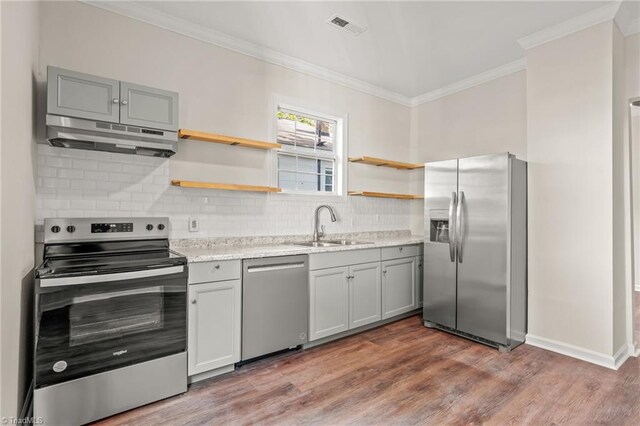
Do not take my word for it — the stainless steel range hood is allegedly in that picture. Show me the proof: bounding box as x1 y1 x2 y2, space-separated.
46 115 177 158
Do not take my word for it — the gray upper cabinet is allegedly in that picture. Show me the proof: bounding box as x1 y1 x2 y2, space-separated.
47 66 178 131
119 82 179 131
47 67 120 123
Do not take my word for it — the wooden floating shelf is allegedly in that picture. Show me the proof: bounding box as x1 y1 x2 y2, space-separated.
348 156 424 170
348 191 424 200
171 180 282 193
179 129 282 150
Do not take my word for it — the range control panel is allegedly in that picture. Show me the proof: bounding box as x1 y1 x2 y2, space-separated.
43 217 170 243
91 223 134 233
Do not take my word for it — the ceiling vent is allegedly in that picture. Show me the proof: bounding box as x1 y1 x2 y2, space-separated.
327 14 367 36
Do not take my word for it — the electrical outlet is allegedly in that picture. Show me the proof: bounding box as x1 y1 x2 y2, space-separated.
189 217 199 232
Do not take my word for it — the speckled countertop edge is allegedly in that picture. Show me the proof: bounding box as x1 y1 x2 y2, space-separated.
171 231 425 263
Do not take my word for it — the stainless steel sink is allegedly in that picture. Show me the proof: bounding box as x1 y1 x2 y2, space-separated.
289 241 338 247
287 240 373 247
325 240 373 246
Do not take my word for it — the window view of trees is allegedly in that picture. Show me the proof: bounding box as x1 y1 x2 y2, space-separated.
276 108 338 194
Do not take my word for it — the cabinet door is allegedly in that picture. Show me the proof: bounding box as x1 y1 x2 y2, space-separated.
47 67 120 123
416 256 424 308
119 82 179 131
309 267 349 341
349 262 381 329
188 279 241 376
382 257 417 319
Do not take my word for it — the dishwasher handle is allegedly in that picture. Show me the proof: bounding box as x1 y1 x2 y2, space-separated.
246 262 306 273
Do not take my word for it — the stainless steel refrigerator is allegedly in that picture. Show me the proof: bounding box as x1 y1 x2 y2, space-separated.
423 153 527 352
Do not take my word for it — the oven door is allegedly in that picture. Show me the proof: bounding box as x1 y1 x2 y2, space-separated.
35 265 187 388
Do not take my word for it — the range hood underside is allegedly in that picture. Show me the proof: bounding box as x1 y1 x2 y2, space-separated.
46 115 177 158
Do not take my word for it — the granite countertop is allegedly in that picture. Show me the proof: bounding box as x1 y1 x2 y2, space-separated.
171 231 424 263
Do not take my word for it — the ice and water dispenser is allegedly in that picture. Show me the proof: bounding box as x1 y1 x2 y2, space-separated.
429 210 450 243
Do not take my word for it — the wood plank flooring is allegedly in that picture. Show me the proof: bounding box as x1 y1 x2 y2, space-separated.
96 316 640 425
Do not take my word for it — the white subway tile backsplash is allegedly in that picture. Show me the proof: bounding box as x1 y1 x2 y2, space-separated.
98 162 122 172
71 180 96 190
72 159 98 171
96 200 120 210
59 169 84 180
35 147 412 239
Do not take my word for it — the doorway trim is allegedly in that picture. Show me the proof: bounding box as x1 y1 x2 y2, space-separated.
627 96 640 357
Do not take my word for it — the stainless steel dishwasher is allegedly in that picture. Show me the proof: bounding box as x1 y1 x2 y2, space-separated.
242 255 309 361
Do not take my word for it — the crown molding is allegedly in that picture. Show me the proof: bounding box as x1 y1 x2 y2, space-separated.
615 0 640 37
617 15 640 37
626 17 640 36
82 1 413 107
81 1 530 110
518 2 622 50
409 58 527 107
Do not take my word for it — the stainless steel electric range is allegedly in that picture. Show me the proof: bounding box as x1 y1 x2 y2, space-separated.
34 217 187 425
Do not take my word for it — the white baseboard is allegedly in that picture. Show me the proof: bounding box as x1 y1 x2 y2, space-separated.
614 344 631 369
635 284 640 292
526 334 631 370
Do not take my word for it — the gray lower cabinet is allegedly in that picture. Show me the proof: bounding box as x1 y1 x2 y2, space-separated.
309 267 350 341
382 257 417 319
187 279 241 376
349 262 382 329
416 255 424 308
47 66 178 131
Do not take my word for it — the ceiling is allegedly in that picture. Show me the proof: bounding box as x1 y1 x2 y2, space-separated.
132 1 620 100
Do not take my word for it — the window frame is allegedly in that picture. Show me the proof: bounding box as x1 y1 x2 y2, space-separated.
271 96 347 198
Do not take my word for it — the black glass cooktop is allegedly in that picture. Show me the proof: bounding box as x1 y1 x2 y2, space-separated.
36 239 186 279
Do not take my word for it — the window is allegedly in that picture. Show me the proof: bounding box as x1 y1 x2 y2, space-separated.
276 105 343 195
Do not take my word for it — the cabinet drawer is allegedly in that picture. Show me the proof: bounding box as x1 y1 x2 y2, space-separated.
188 260 241 284
309 248 380 270
381 245 420 260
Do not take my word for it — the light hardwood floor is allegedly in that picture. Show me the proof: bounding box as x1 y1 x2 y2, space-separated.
96 316 640 425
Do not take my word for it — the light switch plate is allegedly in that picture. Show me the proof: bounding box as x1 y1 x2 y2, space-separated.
189 217 199 232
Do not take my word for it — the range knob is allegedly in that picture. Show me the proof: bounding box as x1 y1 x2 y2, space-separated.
66 225 76 233
51 226 61 233
157 224 165 231
146 224 154 231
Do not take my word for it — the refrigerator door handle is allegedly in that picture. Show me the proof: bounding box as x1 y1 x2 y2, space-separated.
448 191 457 262
456 191 465 263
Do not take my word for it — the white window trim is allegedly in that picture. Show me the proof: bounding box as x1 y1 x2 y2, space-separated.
270 95 348 198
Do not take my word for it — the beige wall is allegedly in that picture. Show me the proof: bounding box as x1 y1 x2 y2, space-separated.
408 70 528 234
627 34 640 297
38 1 412 198
0 0 39 417
626 34 640 100
527 21 620 356
612 24 627 353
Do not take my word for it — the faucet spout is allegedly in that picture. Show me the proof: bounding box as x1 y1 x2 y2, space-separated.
313 205 337 242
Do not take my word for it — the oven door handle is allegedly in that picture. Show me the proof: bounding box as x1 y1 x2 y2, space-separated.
39 265 184 288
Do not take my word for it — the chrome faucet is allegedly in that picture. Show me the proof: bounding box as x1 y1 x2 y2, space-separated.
313 205 337 242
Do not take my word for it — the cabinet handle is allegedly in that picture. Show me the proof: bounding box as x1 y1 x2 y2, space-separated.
121 100 128 105
214 265 220 269
191 299 197 304
347 275 354 279
112 98 120 104
383 270 387 274
399 247 403 252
